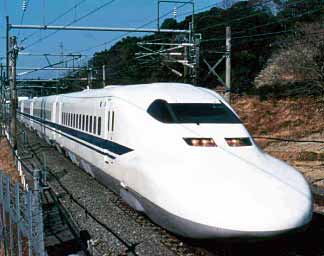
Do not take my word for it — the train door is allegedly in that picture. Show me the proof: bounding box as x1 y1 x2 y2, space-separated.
53 99 61 140
41 99 46 136
104 98 114 164
107 100 115 141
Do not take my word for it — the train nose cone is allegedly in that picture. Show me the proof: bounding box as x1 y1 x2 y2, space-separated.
155 152 312 238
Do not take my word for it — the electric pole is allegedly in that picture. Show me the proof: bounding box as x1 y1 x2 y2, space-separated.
225 26 231 103
9 36 19 151
59 42 64 67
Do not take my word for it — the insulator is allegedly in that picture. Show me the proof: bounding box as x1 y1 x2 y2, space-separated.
22 0 27 12
173 7 177 19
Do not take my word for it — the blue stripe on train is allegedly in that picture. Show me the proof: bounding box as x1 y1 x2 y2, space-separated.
19 112 133 157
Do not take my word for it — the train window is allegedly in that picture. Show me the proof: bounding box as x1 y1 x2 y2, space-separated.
74 114 76 128
67 113 70 126
147 100 173 123
112 111 115 132
93 116 97 134
89 116 93 133
79 114 82 129
76 114 79 129
147 100 242 124
98 117 101 136
82 115 85 130
86 115 89 132
70 113 72 127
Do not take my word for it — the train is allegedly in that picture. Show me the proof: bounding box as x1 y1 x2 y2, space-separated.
18 82 313 239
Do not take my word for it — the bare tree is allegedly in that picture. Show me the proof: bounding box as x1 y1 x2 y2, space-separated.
255 22 324 96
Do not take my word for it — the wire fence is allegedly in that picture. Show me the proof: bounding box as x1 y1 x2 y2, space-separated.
0 169 46 256
0 124 46 256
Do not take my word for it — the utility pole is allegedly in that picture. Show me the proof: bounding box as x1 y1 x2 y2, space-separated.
102 65 106 87
9 36 19 151
59 42 64 67
225 26 231 103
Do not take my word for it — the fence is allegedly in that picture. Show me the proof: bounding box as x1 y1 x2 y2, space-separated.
0 126 46 256
0 169 45 256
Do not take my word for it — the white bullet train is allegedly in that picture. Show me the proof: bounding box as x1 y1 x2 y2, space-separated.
18 83 313 239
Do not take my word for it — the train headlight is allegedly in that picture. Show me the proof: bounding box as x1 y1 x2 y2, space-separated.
225 137 252 147
183 138 217 147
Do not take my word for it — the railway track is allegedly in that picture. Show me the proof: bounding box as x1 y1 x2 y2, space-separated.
17 124 324 256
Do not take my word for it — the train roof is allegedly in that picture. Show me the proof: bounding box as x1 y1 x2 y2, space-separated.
60 83 223 109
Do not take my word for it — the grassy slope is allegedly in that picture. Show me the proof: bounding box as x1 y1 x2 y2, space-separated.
232 95 324 139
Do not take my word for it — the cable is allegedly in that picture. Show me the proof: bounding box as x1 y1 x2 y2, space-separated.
200 1 322 41
18 56 80 77
231 5 324 36
72 2 190 54
20 0 87 43
253 136 324 144
202 29 296 42
23 0 118 50
230 30 324 50
197 0 275 33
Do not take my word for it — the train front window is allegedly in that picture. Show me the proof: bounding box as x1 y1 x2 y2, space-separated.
147 100 241 124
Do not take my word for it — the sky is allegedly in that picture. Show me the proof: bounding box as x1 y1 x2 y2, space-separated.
0 0 223 80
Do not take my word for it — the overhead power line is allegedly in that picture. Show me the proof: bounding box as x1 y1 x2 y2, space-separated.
23 0 118 50
232 5 324 36
72 2 191 54
198 0 321 36
201 5 323 42
20 0 88 43
197 0 274 32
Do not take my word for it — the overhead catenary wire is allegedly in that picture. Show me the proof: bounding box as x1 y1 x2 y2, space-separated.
201 4 323 42
23 0 118 50
197 0 275 33
231 5 324 36
202 0 322 36
20 0 88 43
72 2 191 54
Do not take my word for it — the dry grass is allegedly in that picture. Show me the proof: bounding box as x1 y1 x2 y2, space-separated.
0 138 20 184
232 95 324 139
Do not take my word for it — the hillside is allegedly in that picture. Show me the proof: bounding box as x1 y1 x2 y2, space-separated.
63 0 323 94
232 95 324 139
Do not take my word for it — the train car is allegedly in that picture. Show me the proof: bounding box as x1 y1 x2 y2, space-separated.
18 83 313 239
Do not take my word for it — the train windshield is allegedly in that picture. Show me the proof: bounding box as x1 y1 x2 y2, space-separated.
147 99 241 124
